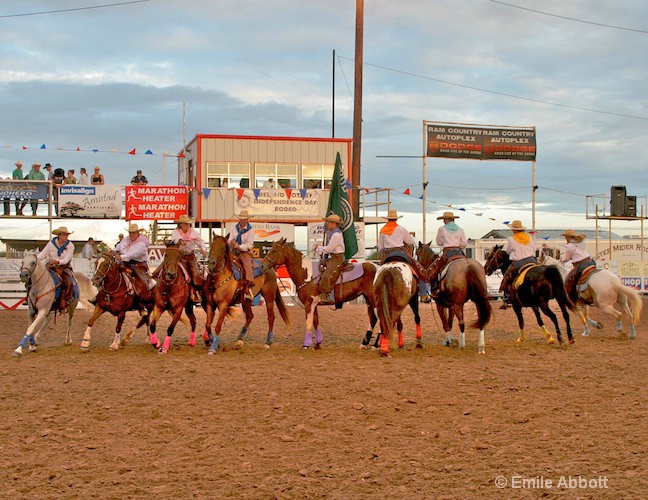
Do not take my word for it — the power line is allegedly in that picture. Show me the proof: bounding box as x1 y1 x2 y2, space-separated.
338 56 648 121
0 0 152 19
488 0 648 34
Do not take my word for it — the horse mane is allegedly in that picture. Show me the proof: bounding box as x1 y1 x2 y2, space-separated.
282 242 309 283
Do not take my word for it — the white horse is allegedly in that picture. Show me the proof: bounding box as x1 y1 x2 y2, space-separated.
539 255 642 338
13 250 96 357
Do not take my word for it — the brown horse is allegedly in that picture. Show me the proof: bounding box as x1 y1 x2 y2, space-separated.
417 243 492 353
484 244 576 345
261 238 422 350
80 252 152 351
149 245 198 354
203 235 290 354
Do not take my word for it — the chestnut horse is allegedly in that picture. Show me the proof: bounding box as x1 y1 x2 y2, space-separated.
484 244 576 345
203 235 290 354
149 245 198 354
81 252 152 351
416 243 492 353
261 238 422 350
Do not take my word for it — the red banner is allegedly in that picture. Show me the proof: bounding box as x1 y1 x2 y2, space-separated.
125 186 188 220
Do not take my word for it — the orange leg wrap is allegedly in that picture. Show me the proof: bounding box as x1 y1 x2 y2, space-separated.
416 324 422 340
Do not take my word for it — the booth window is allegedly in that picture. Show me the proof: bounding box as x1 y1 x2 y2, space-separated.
255 163 297 188
206 162 250 188
302 163 335 189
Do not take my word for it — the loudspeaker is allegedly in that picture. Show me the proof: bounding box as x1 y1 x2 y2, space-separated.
611 185 626 216
626 195 637 217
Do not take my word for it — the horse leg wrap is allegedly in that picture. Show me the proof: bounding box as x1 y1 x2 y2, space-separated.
315 328 323 345
416 324 422 340
208 336 220 354
189 331 196 347
237 326 248 341
19 334 30 349
303 331 313 348
266 331 274 346
150 333 160 348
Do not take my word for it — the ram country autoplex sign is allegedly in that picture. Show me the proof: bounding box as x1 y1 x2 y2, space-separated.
426 122 536 161
125 186 189 220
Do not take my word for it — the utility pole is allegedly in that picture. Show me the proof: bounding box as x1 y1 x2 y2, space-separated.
351 0 364 220
332 49 335 138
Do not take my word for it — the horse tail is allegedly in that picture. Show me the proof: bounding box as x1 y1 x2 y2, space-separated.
74 271 97 309
546 266 578 312
377 270 394 343
274 286 291 326
615 281 643 325
466 266 492 330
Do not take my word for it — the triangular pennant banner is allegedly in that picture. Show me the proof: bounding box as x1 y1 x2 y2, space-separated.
203 189 211 200
299 188 307 199
419 195 423 200
253 189 261 200
459 208 466 211
129 149 136 155
92 149 98 153
22 146 27 150
219 188 227 201
237 189 245 200
345 180 352 190
403 188 410 195
145 150 153 155
284 189 293 199
75 147 80 151
40 144 46 149
177 152 185 159
502 221 510 225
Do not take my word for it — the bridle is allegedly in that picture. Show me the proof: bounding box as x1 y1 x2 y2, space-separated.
93 254 123 294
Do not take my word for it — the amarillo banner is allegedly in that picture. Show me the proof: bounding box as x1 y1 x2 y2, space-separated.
426 122 536 161
59 184 122 218
125 186 188 220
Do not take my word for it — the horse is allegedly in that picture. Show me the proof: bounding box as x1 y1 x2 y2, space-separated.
539 255 642 338
13 250 95 357
80 252 153 351
484 244 577 345
261 238 423 350
149 244 198 354
416 243 492 354
203 234 290 354
373 262 420 356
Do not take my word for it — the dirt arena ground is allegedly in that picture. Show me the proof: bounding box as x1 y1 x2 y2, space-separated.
1 299 647 499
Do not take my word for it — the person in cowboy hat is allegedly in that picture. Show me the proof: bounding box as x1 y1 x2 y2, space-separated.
427 211 468 299
314 213 346 303
377 209 431 302
499 220 537 305
37 226 76 310
169 214 207 302
112 223 153 306
560 230 595 303
228 210 256 300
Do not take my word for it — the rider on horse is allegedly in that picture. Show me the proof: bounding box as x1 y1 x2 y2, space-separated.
428 211 467 299
114 223 154 306
499 220 537 304
37 226 75 311
315 213 346 303
378 209 431 303
228 210 256 300
560 230 596 303
170 214 207 302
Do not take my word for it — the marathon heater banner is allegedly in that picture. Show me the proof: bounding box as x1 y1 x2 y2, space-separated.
426 123 536 161
125 186 188 220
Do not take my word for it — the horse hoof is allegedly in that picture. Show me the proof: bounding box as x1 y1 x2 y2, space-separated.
236 339 244 348
359 344 368 350
546 338 556 345
416 341 423 349
516 338 524 344
64 340 72 346
302 346 310 350
80 341 90 351
379 350 390 357
595 322 604 330
569 338 575 345
108 343 119 351
398 344 404 349
159 347 168 355
12 350 22 358
478 349 486 355
314 343 322 350
188 339 196 347
207 350 216 356
28 345 38 353
264 344 271 350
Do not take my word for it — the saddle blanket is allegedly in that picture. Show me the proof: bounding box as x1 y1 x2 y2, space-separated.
312 260 371 285
577 267 599 293
373 262 414 291
232 258 265 281
514 263 537 289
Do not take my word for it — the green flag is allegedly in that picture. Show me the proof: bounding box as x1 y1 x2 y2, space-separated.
326 152 358 260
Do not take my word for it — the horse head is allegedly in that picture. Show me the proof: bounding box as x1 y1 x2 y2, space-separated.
93 252 119 288
162 245 183 281
261 237 288 272
484 244 507 275
19 251 39 284
415 241 438 269
207 235 230 272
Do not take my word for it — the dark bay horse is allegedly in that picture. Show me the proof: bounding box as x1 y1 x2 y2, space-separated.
484 244 576 345
149 245 198 354
81 252 152 351
416 243 492 353
203 235 290 354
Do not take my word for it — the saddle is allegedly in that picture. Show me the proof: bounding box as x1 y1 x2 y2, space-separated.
231 257 264 281
47 268 79 310
312 260 366 285
437 256 466 282
577 266 598 289
513 263 537 289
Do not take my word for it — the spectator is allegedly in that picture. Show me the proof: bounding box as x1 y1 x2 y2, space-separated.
65 169 77 184
3 176 10 216
130 169 148 185
81 237 96 259
12 161 24 216
115 233 124 248
91 167 104 185
52 168 65 216
26 163 45 216
262 178 275 188
44 163 54 180
78 167 89 185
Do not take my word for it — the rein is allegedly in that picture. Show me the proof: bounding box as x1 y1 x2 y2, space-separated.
22 259 58 303
95 256 124 294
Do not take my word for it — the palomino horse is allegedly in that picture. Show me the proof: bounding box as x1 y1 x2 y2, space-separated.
149 245 198 354
13 251 95 357
484 244 576 345
261 238 423 350
373 262 420 356
203 235 290 354
81 252 153 351
539 255 642 338
416 243 492 354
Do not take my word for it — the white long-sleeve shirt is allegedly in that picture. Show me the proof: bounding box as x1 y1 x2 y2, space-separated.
378 225 415 251
560 242 591 264
38 238 75 265
316 229 345 256
228 223 255 252
171 227 207 254
504 235 536 261
115 234 150 262
436 225 467 249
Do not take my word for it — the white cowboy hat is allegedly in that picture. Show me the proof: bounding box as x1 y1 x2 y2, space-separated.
323 213 343 225
508 220 526 231
561 229 585 242
236 210 253 220
437 211 460 220
383 209 402 220
126 223 144 233
14 160 23 166
175 214 194 224
52 226 73 235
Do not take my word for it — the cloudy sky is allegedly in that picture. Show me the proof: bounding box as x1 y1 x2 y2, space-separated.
0 0 646 243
